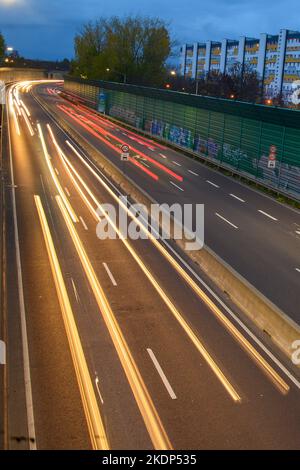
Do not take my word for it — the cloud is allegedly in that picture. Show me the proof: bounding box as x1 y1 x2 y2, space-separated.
0 0 299 59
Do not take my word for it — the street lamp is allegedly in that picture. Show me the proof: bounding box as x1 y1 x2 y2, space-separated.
170 70 176 76
106 68 127 84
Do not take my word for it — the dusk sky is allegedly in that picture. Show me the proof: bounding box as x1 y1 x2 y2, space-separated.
0 0 299 60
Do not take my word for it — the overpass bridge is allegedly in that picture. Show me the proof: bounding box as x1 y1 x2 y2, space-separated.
0 67 47 83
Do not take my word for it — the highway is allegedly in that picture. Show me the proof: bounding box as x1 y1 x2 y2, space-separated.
3 80 300 450
42 86 300 322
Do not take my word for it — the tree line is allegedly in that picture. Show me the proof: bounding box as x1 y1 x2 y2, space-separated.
167 63 267 104
71 16 172 87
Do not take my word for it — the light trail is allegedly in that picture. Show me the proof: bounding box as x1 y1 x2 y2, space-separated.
57 105 160 182
75 103 167 150
49 132 241 403
34 195 109 450
8 88 21 136
58 104 182 182
20 108 34 136
56 195 172 450
65 139 290 396
37 123 78 223
19 99 31 117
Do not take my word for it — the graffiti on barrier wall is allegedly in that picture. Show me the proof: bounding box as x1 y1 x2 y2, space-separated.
108 105 300 197
110 105 143 128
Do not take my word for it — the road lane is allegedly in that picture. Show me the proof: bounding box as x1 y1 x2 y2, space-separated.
41 90 300 322
6 80 300 450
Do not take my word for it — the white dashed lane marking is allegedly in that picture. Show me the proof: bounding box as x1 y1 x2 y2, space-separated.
79 216 88 230
215 213 238 229
258 210 278 221
147 348 177 400
206 180 219 188
103 262 117 286
170 181 184 191
230 193 245 203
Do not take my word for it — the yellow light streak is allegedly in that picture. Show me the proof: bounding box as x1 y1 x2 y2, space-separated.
34 195 109 450
37 123 78 223
66 140 290 395
20 99 31 117
20 108 34 137
56 194 172 450
53 134 241 403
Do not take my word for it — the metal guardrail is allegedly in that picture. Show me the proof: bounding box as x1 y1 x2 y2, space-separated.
64 76 300 201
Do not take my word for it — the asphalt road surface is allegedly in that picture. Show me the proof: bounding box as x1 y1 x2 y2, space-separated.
3 80 300 450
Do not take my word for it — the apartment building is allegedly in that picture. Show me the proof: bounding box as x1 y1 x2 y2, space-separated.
179 29 300 102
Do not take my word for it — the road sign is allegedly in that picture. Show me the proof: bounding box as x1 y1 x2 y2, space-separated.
121 153 129 161
268 160 276 169
121 144 129 153
268 144 277 168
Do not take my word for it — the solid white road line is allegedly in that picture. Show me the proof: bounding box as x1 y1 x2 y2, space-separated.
296 268 300 273
159 153 167 159
258 210 278 221
172 161 181 166
141 161 150 168
188 169 199 176
64 187 71 197
215 213 238 229
102 263 117 286
147 349 177 400
170 181 184 191
79 216 88 231
295 230 300 235
230 193 245 203
206 180 219 188
7 94 37 449
71 278 80 303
